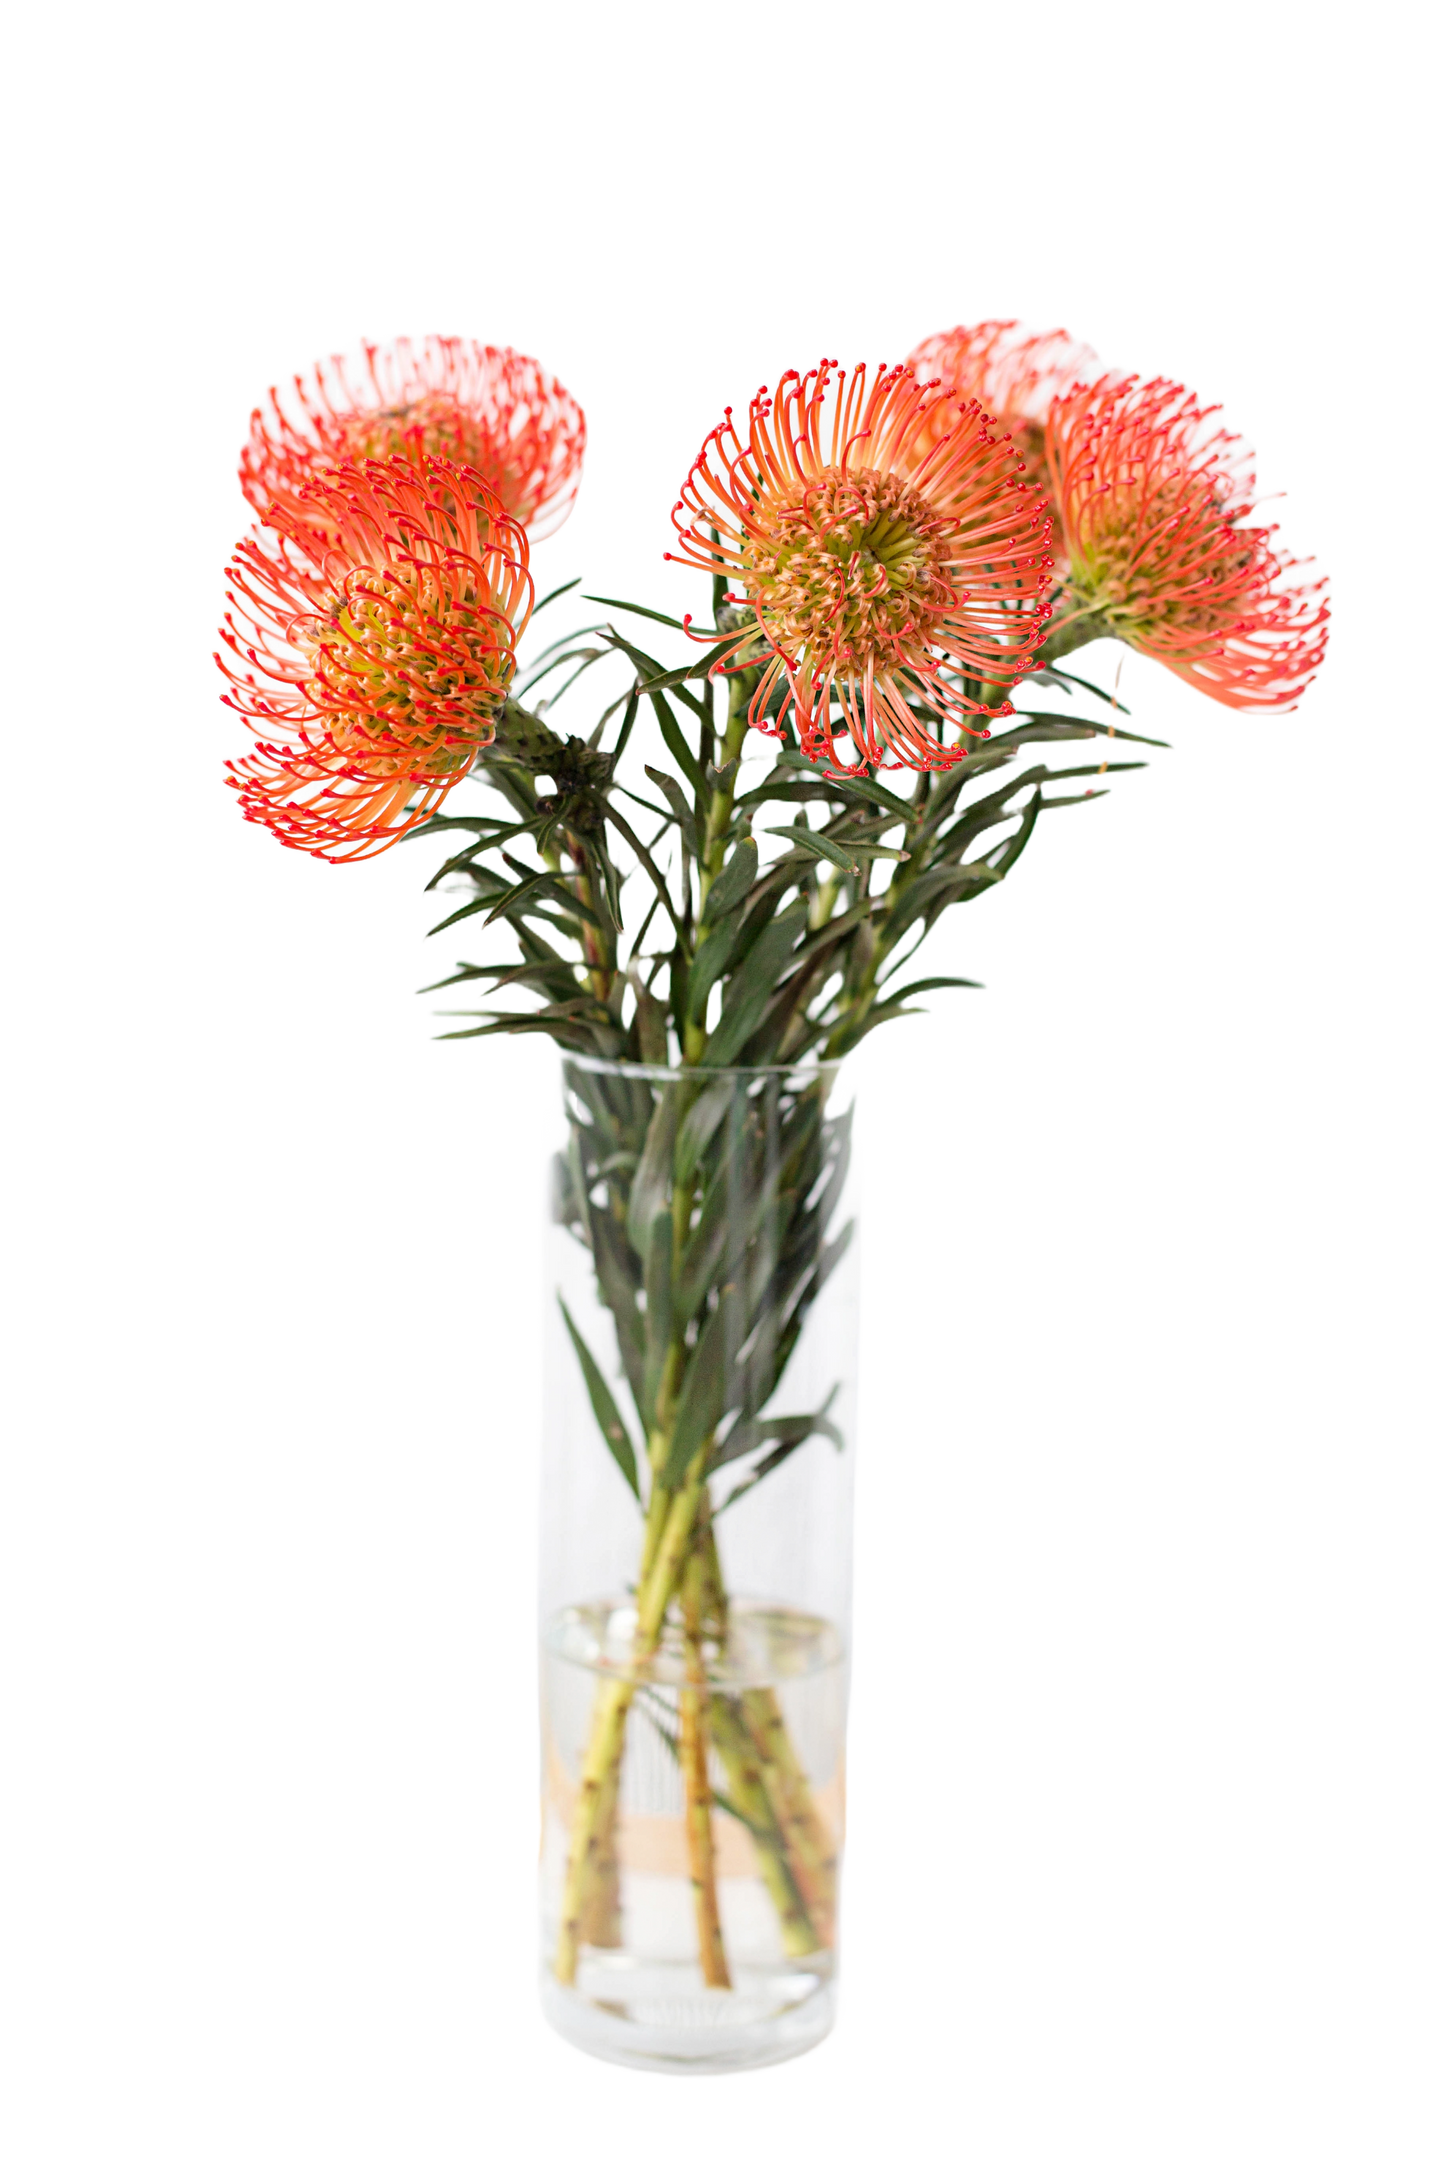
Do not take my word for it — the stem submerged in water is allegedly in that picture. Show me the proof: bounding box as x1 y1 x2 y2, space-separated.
553 1673 635 1986
552 1449 710 1986
575 1758 622 1950
709 1695 821 1960
740 1688 837 1946
680 1550 730 1988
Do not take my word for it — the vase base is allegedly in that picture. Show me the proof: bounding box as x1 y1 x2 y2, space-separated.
540 1962 836 2074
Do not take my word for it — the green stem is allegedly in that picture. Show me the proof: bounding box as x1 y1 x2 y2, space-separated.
697 1499 728 1634
553 1447 711 1985
637 1471 671 1594
1036 602 1112 667
680 1549 730 1987
697 676 752 916
552 1676 635 1986
575 1757 622 1949
809 870 840 933
708 1696 821 1959
740 1688 837 1946
682 684 751 1065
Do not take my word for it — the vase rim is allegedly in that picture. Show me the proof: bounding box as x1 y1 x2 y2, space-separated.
561 1052 845 1085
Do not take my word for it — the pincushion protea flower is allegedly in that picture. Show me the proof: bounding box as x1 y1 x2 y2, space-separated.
1045 375 1329 708
219 456 532 861
241 338 585 539
669 362 1054 772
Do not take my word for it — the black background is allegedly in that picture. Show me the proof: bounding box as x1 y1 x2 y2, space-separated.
191 262 1343 2089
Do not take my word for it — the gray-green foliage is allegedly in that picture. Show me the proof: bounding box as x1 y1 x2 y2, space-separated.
417 599 1160 1071
412 590 1161 1505
553 1060 852 1505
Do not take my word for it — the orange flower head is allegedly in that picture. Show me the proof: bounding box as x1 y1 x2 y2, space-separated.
907 320 1097 495
668 362 1055 772
1045 375 1329 709
218 455 533 861
240 338 585 539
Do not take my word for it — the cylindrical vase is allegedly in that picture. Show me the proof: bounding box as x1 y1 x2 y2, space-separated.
538 1056 859 2073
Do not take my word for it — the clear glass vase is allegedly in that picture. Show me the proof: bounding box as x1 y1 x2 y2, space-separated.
538 1056 859 2073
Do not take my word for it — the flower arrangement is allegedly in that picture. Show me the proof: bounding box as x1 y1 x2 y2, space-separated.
219 326 1327 2068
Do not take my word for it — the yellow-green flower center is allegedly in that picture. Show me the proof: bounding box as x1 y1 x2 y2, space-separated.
1069 481 1257 640
302 565 509 774
336 396 526 512
742 467 949 667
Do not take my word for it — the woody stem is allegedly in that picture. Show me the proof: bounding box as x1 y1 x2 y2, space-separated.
552 1452 710 1985
680 1548 730 1987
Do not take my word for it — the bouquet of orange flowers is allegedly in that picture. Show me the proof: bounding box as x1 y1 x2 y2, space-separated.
218 326 1327 2069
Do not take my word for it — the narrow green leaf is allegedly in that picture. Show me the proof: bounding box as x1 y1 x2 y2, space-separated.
589 685 636 754
407 813 521 839
688 906 758 1023
1039 784 1117 810
933 764 1048 848
436 1016 597 1048
716 1429 820 1513
535 641 619 719
484 867 603 931
710 1387 843 1474
418 959 578 996
589 1208 647 1416
593 625 713 733
601 803 686 943
674 1077 733 1189
650 691 705 797
644 765 700 856
458 997 606 1026
623 836 680 966
1039 754 1152 780
908 766 974 846
702 836 758 924
626 1088 681 1256
688 909 742 1024
418 810 541 867
533 576 582 615
884 862 1001 942
702 903 807 1067
584 594 694 634
550 1148 582 1232
636 639 734 693
987 785 1043 880
420 884 522 945
662 1300 729 1485
558 1297 640 1499
511 620 619 693
764 826 858 872
1022 665 1134 712
839 999 925 1040
774 754 915 822
666 679 712 730
875 975 987 997
415 858 522 910
810 1218 855 1306
1005 712 1167 747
